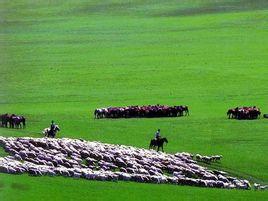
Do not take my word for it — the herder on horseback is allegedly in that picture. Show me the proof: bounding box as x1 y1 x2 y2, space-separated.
149 129 168 152
50 120 55 132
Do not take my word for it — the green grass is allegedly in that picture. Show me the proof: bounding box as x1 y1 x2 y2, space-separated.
0 173 268 201
1 0 268 200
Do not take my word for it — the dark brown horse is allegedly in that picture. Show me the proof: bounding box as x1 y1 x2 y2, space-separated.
10 115 26 128
149 137 168 152
0 113 10 127
227 109 237 119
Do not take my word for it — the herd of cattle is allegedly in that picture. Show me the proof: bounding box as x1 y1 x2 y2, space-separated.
227 106 261 120
94 105 189 118
0 106 264 129
0 137 258 190
0 113 26 128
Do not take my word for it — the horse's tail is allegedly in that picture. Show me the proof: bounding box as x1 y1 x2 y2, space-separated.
149 140 153 149
185 106 189 116
22 117 26 127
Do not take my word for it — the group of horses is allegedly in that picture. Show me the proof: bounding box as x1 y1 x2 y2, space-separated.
94 105 189 119
0 113 26 128
227 106 261 120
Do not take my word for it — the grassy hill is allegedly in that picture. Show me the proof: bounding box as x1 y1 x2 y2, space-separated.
0 0 268 200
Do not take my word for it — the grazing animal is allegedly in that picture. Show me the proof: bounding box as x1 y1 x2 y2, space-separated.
94 105 189 119
94 109 102 119
11 115 26 128
182 106 189 116
227 109 236 119
0 114 10 127
227 106 261 120
42 125 60 138
195 154 222 163
0 114 26 128
254 183 268 190
149 137 168 152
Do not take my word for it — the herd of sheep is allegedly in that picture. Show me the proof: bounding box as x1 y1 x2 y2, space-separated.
1 136 264 190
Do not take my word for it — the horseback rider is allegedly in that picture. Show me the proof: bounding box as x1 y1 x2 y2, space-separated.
155 129 161 141
50 120 56 134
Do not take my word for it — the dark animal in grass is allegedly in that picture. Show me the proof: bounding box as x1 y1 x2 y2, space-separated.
11 115 26 128
94 109 103 118
94 105 190 119
181 105 189 116
227 108 237 119
0 114 26 128
0 113 10 127
149 137 168 152
227 106 261 120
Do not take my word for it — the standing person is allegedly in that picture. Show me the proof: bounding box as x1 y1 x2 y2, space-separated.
155 129 161 140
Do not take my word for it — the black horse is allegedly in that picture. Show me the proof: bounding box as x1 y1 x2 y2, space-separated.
149 137 168 152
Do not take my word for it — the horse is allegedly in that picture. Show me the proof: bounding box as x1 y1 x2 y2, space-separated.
149 137 168 152
182 106 189 116
94 109 103 118
227 109 236 119
11 115 26 128
0 113 10 127
94 108 107 118
42 125 60 138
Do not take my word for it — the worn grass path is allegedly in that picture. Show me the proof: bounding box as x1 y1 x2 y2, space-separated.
0 0 268 200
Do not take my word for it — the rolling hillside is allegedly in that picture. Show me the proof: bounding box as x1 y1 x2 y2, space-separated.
0 1 268 200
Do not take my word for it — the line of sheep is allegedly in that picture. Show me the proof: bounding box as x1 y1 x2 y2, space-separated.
1 137 264 190
195 154 222 163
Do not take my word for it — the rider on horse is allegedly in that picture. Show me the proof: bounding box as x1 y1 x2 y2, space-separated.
150 129 168 152
50 120 56 135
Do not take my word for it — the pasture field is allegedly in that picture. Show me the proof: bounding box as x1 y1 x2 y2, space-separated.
0 0 268 200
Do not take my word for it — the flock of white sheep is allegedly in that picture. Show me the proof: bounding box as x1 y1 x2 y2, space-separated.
0 137 265 190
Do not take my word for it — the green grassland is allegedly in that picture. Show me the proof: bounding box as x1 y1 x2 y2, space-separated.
0 0 268 200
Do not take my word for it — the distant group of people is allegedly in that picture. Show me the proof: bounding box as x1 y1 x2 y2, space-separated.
94 105 189 119
0 113 26 128
227 106 261 120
